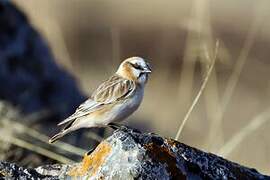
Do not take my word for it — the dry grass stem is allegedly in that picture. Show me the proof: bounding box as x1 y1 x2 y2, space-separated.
13 122 86 156
218 108 270 157
221 2 266 111
0 103 86 159
86 131 103 142
175 40 219 140
1 136 75 164
208 3 266 152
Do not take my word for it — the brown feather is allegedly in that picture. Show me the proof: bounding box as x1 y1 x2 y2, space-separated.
121 63 138 81
92 74 136 103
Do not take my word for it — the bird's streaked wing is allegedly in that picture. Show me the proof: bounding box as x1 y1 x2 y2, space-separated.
57 99 101 125
58 75 135 126
92 74 135 103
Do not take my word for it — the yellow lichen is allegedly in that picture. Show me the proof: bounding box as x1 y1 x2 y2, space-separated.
0 170 8 177
166 139 178 147
68 141 112 177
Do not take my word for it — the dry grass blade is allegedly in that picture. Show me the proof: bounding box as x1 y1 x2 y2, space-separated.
111 27 121 65
1 136 75 164
207 2 266 152
218 108 270 157
86 131 103 142
175 40 219 140
0 103 81 164
221 2 266 110
16 122 86 156
6 112 87 156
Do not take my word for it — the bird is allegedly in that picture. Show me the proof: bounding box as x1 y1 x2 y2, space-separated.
49 57 152 143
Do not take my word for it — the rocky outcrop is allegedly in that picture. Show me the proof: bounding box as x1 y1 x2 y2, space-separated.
0 0 93 166
1 127 269 179
0 1 86 120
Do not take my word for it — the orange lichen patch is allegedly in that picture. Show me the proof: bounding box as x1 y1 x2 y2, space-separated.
0 170 8 178
68 142 112 177
166 138 179 147
145 143 175 159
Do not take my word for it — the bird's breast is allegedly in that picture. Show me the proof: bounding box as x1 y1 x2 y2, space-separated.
92 87 144 126
112 87 144 122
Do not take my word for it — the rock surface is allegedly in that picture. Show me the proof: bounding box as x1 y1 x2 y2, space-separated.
1 127 269 180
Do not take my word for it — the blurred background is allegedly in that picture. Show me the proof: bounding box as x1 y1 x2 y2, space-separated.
0 0 269 174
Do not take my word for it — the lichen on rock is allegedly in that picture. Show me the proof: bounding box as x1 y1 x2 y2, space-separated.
0 127 269 179
68 142 112 177
69 130 144 179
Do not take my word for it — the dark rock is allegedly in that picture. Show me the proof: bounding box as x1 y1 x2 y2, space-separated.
1 127 268 179
0 161 57 180
0 1 86 121
0 0 97 167
105 127 270 180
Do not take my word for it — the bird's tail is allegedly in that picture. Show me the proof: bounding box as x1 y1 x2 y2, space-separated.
49 118 77 143
48 130 68 144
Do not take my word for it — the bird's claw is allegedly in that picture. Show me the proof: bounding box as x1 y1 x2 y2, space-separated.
107 122 130 131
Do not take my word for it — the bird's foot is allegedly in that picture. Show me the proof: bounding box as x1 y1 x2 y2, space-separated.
107 122 131 131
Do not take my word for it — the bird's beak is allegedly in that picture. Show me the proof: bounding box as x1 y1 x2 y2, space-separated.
143 63 152 73
142 68 151 74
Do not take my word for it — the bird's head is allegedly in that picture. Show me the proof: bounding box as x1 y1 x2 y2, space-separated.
116 57 152 85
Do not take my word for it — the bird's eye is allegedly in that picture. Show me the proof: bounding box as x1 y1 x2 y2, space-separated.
129 62 143 70
133 63 140 69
